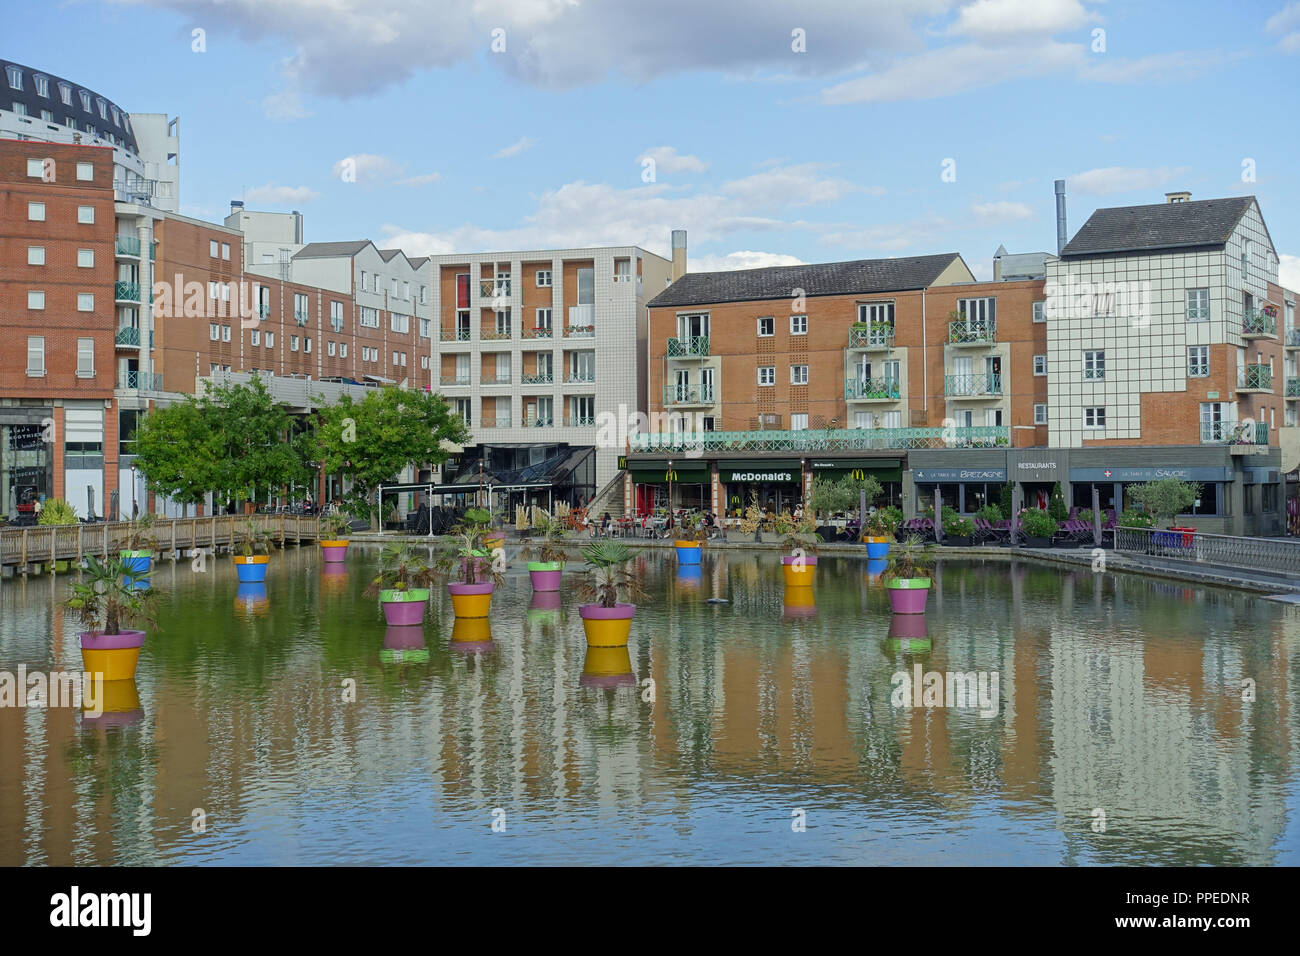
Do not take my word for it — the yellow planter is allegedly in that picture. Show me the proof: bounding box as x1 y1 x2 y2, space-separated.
448 582 495 618
782 562 817 587
783 585 816 607
579 603 635 647
483 534 506 551
81 647 141 682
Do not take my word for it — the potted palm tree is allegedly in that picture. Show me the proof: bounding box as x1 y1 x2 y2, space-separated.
674 512 706 564
884 537 936 614
435 512 505 618
319 512 351 563
118 513 157 575
64 555 158 681
365 544 435 625
577 542 646 648
522 511 567 591
781 513 821 586
233 519 274 582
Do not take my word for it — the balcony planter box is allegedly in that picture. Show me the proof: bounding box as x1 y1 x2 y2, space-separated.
781 553 817 586
447 581 494 619
80 629 146 682
674 540 702 564
527 560 564 591
864 536 891 559
379 587 430 625
119 550 152 575
579 602 635 648
320 540 349 563
886 577 931 614
233 554 269 582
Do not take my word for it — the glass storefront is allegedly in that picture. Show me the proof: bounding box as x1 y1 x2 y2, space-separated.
1 421 52 522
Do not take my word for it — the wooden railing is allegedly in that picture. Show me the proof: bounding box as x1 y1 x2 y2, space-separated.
0 515 321 568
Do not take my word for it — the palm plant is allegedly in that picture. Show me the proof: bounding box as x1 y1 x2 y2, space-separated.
885 536 935 583
319 511 352 539
122 513 157 552
364 543 436 596
235 519 275 558
37 499 79 526
522 511 568 563
434 508 505 586
577 542 647 609
63 555 158 636
783 511 821 553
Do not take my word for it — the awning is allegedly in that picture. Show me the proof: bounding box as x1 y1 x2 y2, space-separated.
724 458 801 470
630 465 711 484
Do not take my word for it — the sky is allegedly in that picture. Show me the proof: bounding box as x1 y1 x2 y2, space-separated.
8 0 1300 283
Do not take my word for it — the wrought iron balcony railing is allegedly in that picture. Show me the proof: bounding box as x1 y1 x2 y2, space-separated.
848 325 893 349
845 377 901 400
948 319 996 345
1200 421 1269 445
1237 364 1272 390
663 385 715 406
944 373 1002 397
439 374 470 386
440 327 471 341
114 235 141 257
1243 309 1277 337
667 335 710 357
630 426 1010 453
521 372 553 385
114 281 141 302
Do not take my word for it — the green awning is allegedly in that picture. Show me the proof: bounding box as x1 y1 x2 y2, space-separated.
814 467 903 483
724 459 801 470
630 466 711 484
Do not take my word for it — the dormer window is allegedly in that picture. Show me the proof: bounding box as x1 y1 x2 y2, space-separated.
33 74 48 97
78 90 91 112
96 97 107 120
5 65 21 90
110 106 119 126
58 82 71 105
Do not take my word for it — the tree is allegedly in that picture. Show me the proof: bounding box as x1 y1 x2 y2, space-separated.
1048 482 1068 522
1128 478 1201 527
131 395 223 514
313 386 470 526
999 481 1014 519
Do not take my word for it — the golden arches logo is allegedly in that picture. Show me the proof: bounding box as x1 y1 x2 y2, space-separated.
850 469 867 481
665 470 679 482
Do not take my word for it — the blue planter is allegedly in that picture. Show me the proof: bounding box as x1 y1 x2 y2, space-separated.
120 552 152 575
674 544 702 565
866 558 888 578
865 540 891 559
235 558 268 583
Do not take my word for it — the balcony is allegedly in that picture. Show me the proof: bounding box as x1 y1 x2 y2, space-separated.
481 373 512 386
257 304 271 320
1237 363 1272 392
565 324 595 338
480 326 512 341
630 425 1010 453
118 370 162 391
944 372 1002 397
294 310 309 326
1201 421 1269 448
565 372 595 385
948 319 996 346
663 385 715 407
114 235 141 258
522 371 553 385
523 325 554 340
440 327 471 342
1243 309 1277 339
1287 377 1300 398
564 413 597 427
114 281 141 303
667 335 709 358
480 415 513 429
114 327 153 349
480 279 511 300
522 415 555 428
568 304 594 330
845 377 901 401
440 374 470 387
848 325 894 350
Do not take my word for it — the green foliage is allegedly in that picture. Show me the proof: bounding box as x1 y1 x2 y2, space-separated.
1048 482 1068 522
37 499 78 525
808 474 882 519
885 537 935 582
433 508 503 585
1078 508 1094 525
998 482 1014 519
522 511 567 564
942 512 975 537
122 513 157 551
1127 478 1201 526
63 555 158 636
975 504 1003 522
319 512 352 539
863 505 902 539
234 520 275 558
365 544 435 595
578 542 645 609
1118 509 1156 528
1019 507 1059 538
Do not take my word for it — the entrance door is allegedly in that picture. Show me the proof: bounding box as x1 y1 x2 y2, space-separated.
701 367 714 402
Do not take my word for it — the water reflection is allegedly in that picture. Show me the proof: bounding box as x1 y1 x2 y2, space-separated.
0 546 1296 866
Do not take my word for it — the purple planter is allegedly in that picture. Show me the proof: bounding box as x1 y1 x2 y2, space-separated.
383 625 426 651
79 629 146 651
527 562 564 591
529 590 562 612
379 588 429 625
578 602 636 621
322 545 348 563
781 554 819 565
886 579 931 614
887 613 930 639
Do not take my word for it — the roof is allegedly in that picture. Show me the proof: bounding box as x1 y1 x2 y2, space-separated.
647 253 967 309
1061 197 1256 257
293 240 372 259
0 58 139 154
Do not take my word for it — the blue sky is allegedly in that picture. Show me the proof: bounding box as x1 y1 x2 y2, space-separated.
9 0 1300 282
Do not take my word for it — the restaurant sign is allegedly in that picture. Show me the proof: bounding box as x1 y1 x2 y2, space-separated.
913 468 1007 482
720 469 798 484
1070 466 1232 482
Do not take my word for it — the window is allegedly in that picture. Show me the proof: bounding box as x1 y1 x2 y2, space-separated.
790 314 808 335
1033 354 1047 376
78 90 91 112
359 271 367 292
27 336 44 376
305 337 313 354
28 291 45 310
957 297 996 327
96 97 107 120
265 333 274 348
76 162 93 181
294 293 309 324
210 240 219 257
1186 288 1210 322
420 355 429 369
77 205 94 224
34 74 48 97
403 281 410 300
328 341 336 356
77 293 94 312
1084 350 1105 380
1188 345 1209 377
360 307 379 328
26 158 45 178
208 281 219 300
390 313 409 334
77 248 93 268
221 325 231 342
291 336 299 352
859 302 895 326
221 242 230 261
40 109 53 122
339 343 347 358
58 82 71 105
536 269 552 287
1034 403 1048 425
28 246 45 266
790 364 809 385
420 285 427 304
757 316 774 336
330 301 344 332
391 278 399 296
1084 407 1106 429
28 202 45 221
6 65 22 90
251 330 260 346
209 323 220 341
1033 301 1046 323
419 317 430 338
76 338 94 377
12 102 26 116
758 366 775 386
536 308 553 331
791 413 809 430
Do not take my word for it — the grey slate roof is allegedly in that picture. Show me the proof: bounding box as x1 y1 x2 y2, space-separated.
1061 197 1255 256
293 240 372 259
647 253 966 308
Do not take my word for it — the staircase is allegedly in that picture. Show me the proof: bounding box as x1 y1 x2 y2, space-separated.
587 470 627 519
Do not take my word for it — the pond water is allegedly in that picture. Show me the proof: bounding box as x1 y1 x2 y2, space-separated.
1 544 1297 866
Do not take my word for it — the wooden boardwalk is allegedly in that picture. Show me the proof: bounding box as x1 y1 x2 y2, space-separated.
0 515 322 573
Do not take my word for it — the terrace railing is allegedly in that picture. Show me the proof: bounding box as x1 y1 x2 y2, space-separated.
630 426 1009 453
944 372 1002 397
948 318 996 345
1200 420 1269 445
1243 309 1277 338
667 335 710 357
1115 526 1300 576
848 325 893 349
845 377 901 400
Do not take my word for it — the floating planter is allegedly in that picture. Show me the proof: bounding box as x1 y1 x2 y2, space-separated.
483 531 506 553
235 581 269 615
321 540 349 563
576 543 643 648
460 549 492 579
80 630 146 682
119 515 158 576
781 554 817 587
233 554 269 583
447 581 494 619
432 509 503 619
81 678 143 728
580 646 637 689
522 511 569 592
674 540 702 565
318 513 352 563
367 544 437 624
782 585 817 619
527 561 564 591
379 587 429 625
233 520 274 582
886 577 931 614
884 538 936 615
863 536 891 560
62 555 157 684
580 602 636 647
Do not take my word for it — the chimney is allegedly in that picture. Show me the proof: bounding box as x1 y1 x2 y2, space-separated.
1165 191 1191 204
1054 180 1067 255
671 229 687 282
993 244 1007 282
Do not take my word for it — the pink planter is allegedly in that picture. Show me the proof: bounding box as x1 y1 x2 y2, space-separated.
79 630 146 651
887 613 930 639
527 562 564 591
529 590 562 612
886 579 931 614
383 625 426 651
379 588 430 625
322 545 348 563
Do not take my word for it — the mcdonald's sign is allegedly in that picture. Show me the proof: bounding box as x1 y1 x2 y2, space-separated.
850 468 867 481
665 469 679 483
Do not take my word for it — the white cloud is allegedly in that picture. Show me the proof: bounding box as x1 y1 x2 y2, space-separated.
1079 50 1240 84
722 163 881 207
689 251 806 272
243 184 320 204
949 0 1095 38
1068 166 1188 196
970 201 1035 224
1280 254 1300 292
262 50 311 120
397 172 442 186
493 136 536 159
1267 2 1300 52
638 146 709 175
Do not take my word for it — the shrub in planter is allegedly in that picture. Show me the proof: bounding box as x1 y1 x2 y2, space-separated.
64 555 159 681
38 498 79 526
1019 507 1058 547
576 542 647 648
119 514 158 575
366 544 436 625
674 512 708 564
975 504 1002 523
1118 509 1155 529
434 510 505 618
780 513 821 585
521 511 567 591
319 512 352 563
233 520 274 582
942 513 975 546
884 537 936 614
862 506 901 558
